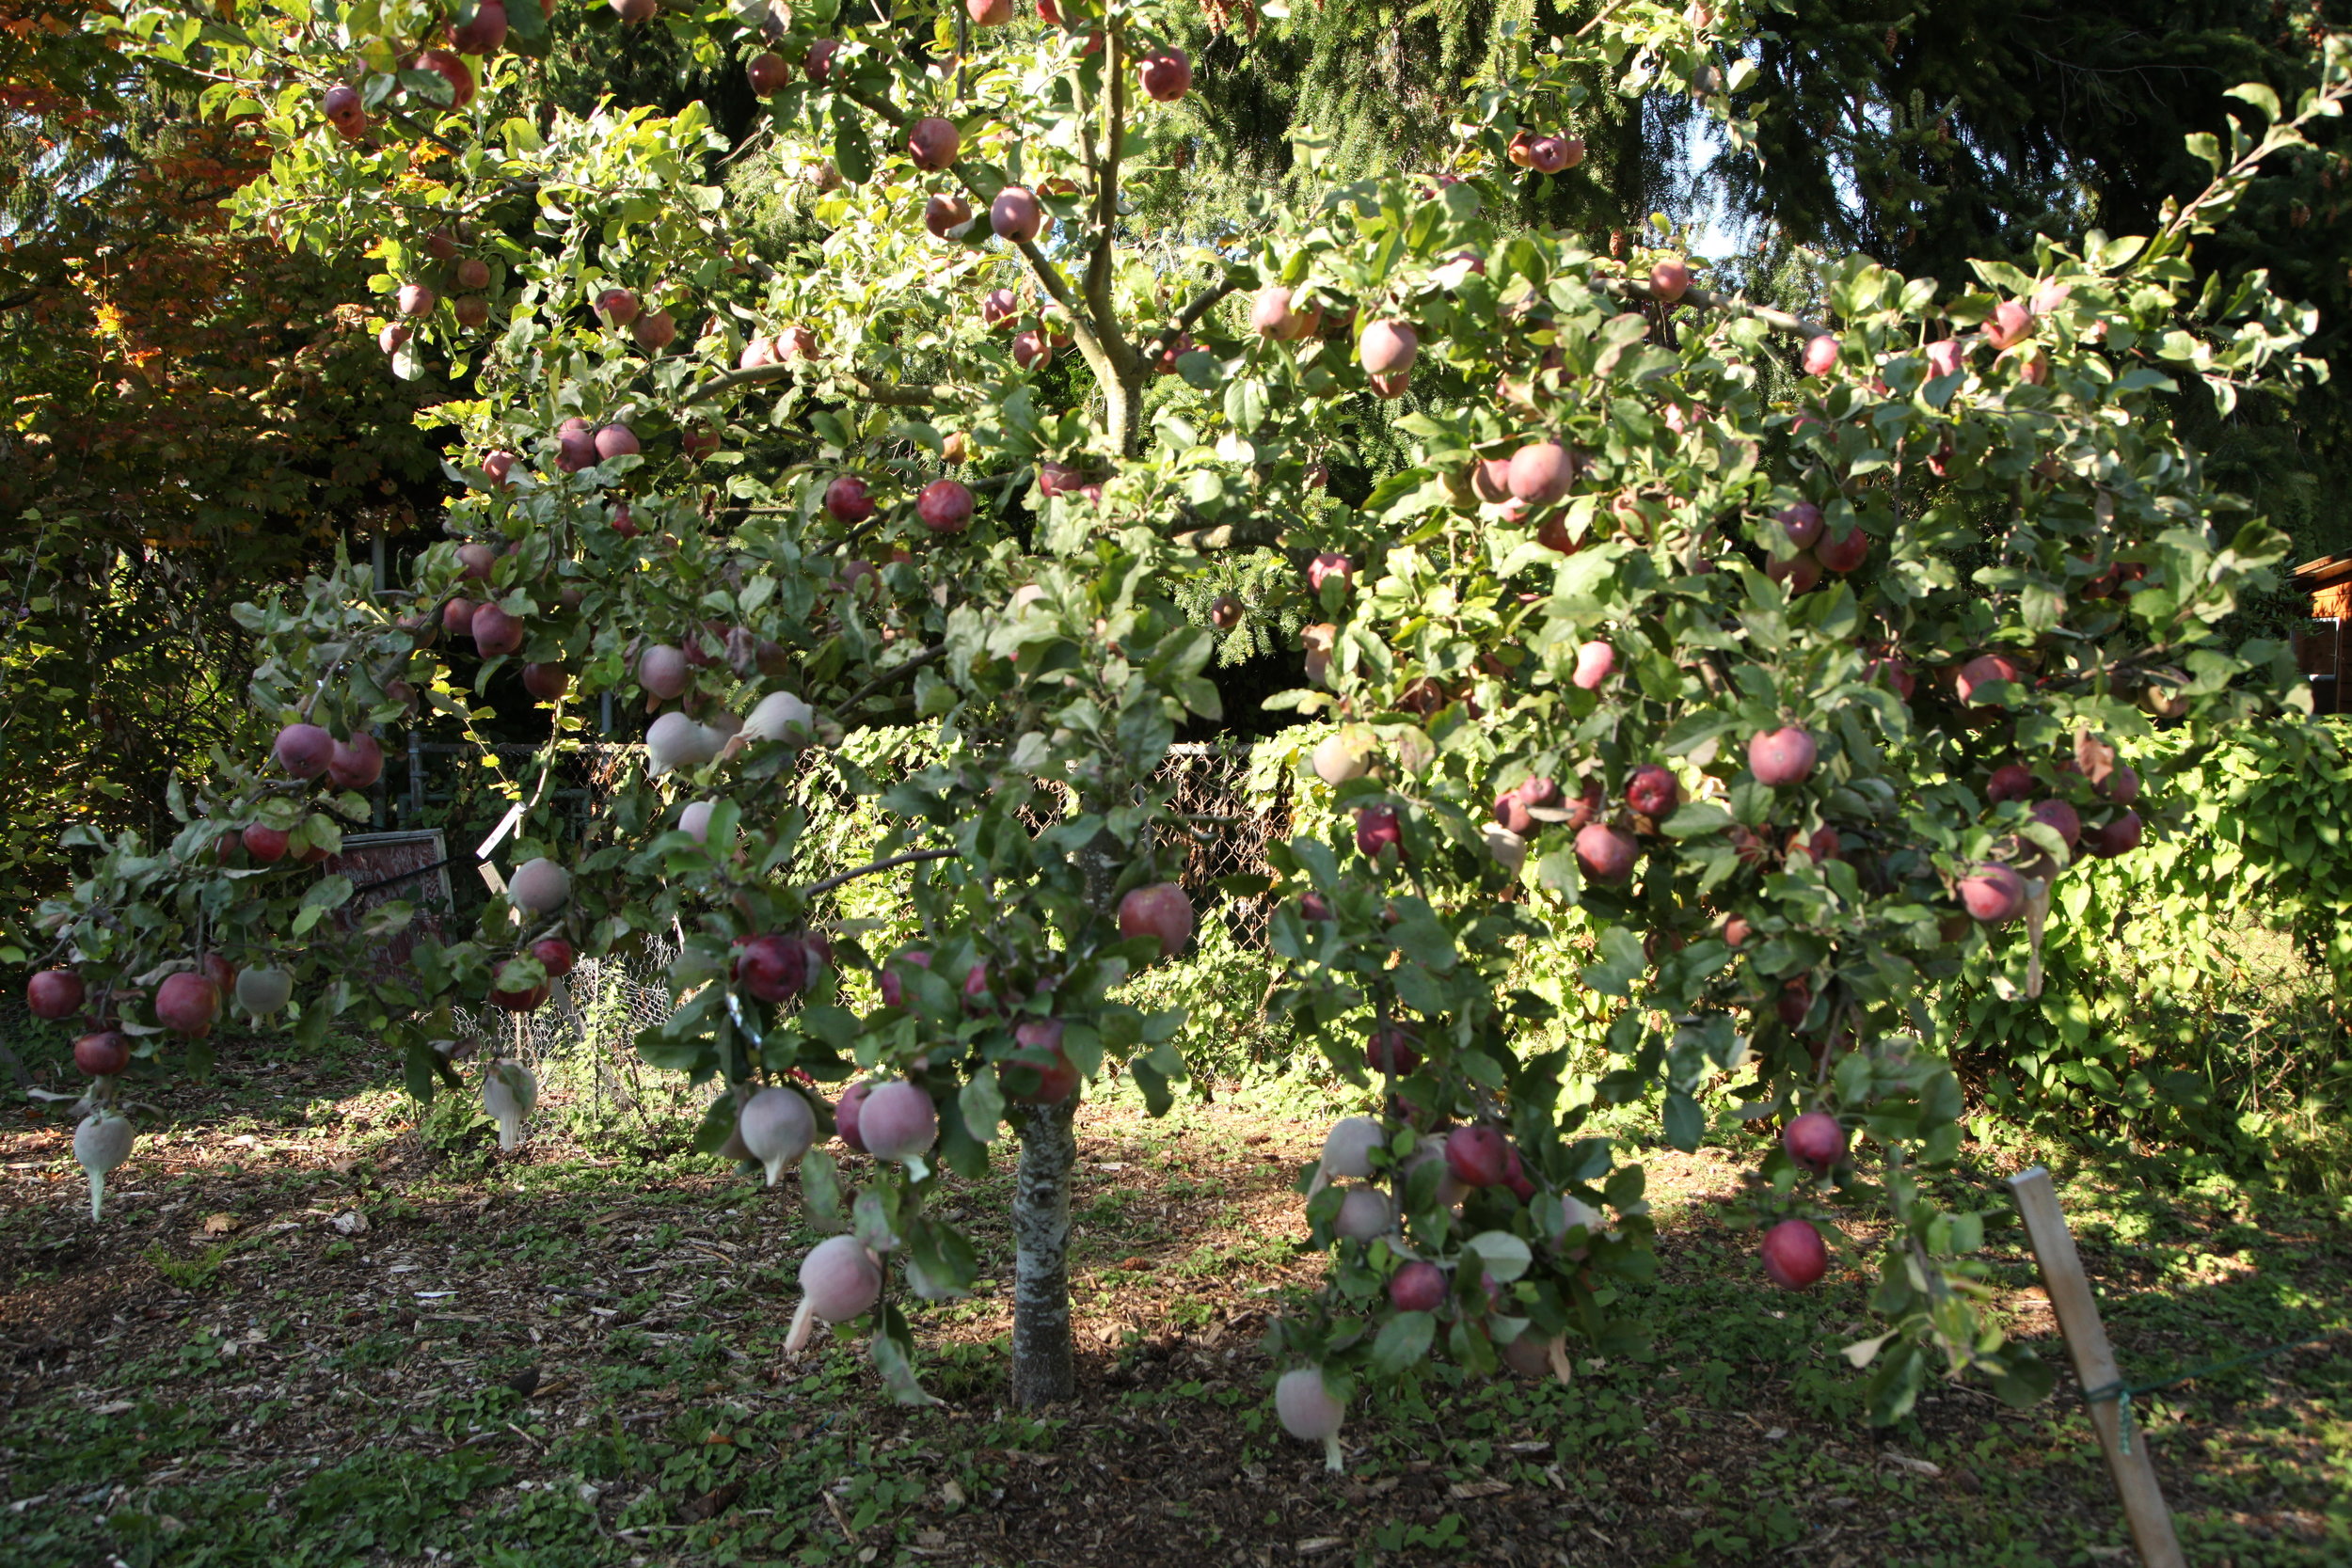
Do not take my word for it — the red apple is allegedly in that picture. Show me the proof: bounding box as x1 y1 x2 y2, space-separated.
27 970 84 1022
1801 334 1840 376
804 38 837 81
1365 1022 1419 1076
1956 654 2025 706
275 722 334 780
907 116 960 171
595 286 639 326
748 51 789 95
1985 764 2034 804
323 84 367 137
1761 1219 1828 1289
411 49 475 109
1574 823 1638 884
1624 764 1677 819
1748 727 1817 787
471 603 524 658
594 423 639 461
327 733 384 790
74 1030 131 1077
2090 810 2143 858
824 474 875 522
1816 526 1870 573
735 932 810 1004
2029 799 2082 847
926 194 974 238
1354 805 1404 861
243 823 290 863
917 479 974 533
1782 1111 1847 1174
991 185 1042 244
1648 258 1692 302
522 662 570 702
1136 48 1191 102
1445 1125 1511 1187
155 972 221 1037
1389 1260 1447 1312
1959 863 2028 924
1506 440 1575 504
1359 319 1418 375
1118 882 1195 959
531 937 576 978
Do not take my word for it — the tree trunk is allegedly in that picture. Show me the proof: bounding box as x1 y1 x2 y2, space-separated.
1009 1095 1079 1406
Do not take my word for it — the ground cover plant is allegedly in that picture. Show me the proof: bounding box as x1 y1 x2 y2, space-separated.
11 0 2352 1545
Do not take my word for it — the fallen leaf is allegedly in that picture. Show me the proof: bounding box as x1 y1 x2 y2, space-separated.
201 1213 238 1235
1449 1479 1511 1499
329 1211 369 1236
1116 1255 1151 1271
1295 1540 1343 1557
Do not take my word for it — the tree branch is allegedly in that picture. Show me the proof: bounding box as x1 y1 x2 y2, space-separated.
1142 274 1248 367
1087 26 1134 377
803 847 958 897
837 643 947 710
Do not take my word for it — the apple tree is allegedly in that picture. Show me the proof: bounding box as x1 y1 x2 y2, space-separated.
32 0 2344 1441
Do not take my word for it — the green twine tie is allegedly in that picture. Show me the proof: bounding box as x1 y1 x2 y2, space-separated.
2082 1327 2346 1454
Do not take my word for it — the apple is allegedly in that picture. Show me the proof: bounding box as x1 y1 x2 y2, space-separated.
396 282 437 318
471 603 523 657
610 0 656 20
1364 1022 1419 1076
1985 299 2032 349
1210 594 1243 630
814 477 878 528
377 323 409 354
736 932 810 1004
1801 334 1840 376
991 185 1043 244
1354 805 1404 860
2090 810 2143 858
594 286 639 326
521 662 570 703
156 972 221 1036
1445 1125 1511 1187
967 0 1011 20
1527 135 1577 174
981 289 1020 329
1955 653 2025 706
327 733 384 789
74 1030 131 1076
1011 328 1051 369
1867 657 1915 702
1359 319 1418 375
237 966 294 1014
1766 552 1822 594
907 116 960 171
917 479 974 533
242 823 290 863
1760 1218 1828 1289
1118 882 1195 959
453 258 492 293
1747 727 1817 787
1624 764 1677 819
748 51 789 94
1775 502 1823 549
555 419 597 471
508 857 571 913
1311 733 1367 784
2030 799 2083 847
594 423 638 460
274 722 334 780
926 194 974 238
1137 48 1191 102
1574 822 1637 884
1959 863 2027 924
412 49 475 109
1308 552 1352 593
1506 440 1574 504
530 938 576 978
1815 526 1870 573
29 969 85 1021
1927 338 1965 379
1559 641 1613 693
804 38 837 80
1783 1111 1847 1173
323 84 367 138
1389 1260 1447 1312
1648 258 1692 302
1985 763 2034 804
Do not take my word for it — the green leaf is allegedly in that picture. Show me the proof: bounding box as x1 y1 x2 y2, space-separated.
832 103 874 184
1579 927 1646 997
960 1069 1006 1144
1369 1309 1436 1375
1661 1091 1704 1152
799 1148 845 1230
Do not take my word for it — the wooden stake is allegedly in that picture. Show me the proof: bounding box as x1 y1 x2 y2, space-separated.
2008 1165 2186 1568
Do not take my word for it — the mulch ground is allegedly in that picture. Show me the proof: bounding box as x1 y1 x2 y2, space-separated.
2 1040 2344 1567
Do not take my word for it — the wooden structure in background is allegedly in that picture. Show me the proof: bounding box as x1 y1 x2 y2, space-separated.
2292 555 2351 715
